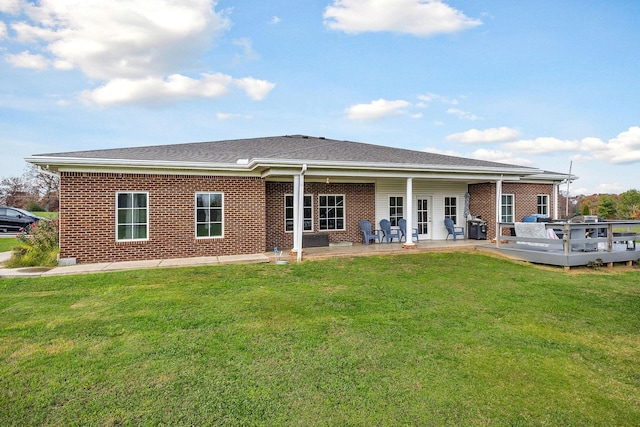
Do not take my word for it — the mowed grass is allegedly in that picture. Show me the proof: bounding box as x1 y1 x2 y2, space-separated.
0 238 16 253
0 213 57 253
1 252 639 426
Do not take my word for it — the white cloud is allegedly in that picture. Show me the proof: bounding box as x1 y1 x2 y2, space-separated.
447 127 521 144
446 108 479 121
470 148 532 166
499 127 640 165
588 126 640 164
270 16 281 25
217 112 252 120
417 92 458 105
0 0 21 14
80 73 275 106
346 98 411 120
233 38 259 64
0 22 7 39
81 73 233 106
503 137 580 154
324 0 481 36
5 50 49 70
234 77 276 100
2 0 276 106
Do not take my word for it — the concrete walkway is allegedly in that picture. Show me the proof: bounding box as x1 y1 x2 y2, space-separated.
0 239 492 278
0 251 270 278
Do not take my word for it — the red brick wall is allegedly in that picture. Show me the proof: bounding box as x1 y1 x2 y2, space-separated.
468 182 555 238
266 181 376 250
59 172 265 263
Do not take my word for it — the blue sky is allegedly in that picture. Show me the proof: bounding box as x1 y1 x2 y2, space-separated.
1 0 640 195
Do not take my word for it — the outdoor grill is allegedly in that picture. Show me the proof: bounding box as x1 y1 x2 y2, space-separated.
467 218 488 240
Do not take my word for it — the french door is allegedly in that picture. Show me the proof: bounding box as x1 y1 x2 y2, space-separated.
416 197 431 239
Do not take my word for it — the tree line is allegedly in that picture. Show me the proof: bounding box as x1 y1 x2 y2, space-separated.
573 190 640 220
0 166 60 212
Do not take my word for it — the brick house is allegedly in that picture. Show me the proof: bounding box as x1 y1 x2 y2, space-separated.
26 135 572 264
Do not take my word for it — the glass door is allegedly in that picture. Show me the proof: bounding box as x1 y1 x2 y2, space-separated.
417 197 431 239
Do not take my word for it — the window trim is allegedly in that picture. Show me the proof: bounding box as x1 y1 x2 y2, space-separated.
284 194 314 233
501 193 515 223
195 192 224 239
318 194 346 231
115 191 149 242
444 196 458 224
537 194 549 216
389 196 404 227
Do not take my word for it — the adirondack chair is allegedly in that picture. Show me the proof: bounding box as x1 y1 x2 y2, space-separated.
359 220 381 245
444 218 465 241
398 218 419 243
379 219 401 243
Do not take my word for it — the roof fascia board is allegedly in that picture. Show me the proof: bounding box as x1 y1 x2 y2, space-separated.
26 155 542 180
251 158 539 175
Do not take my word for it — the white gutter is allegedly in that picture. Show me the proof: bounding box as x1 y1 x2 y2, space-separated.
25 155 543 177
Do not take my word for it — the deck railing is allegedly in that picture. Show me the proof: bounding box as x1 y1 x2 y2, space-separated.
496 221 639 255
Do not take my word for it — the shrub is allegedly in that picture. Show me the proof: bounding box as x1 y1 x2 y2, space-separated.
25 201 45 212
7 219 60 267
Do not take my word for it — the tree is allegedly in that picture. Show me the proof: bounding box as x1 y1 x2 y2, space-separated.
0 165 59 211
597 195 617 219
26 165 60 211
618 189 640 219
0 175 32 208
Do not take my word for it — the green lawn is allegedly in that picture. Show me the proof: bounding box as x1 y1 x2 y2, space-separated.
0 238 16 253
1 252 639 426
0 212 58 253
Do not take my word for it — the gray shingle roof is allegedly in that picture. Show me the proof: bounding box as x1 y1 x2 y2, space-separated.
35 134 535 171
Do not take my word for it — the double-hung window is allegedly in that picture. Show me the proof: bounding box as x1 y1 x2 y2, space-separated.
389 196 403 227
537 195 549 216
285 194 313 232
116 192 148 241
501 194 515 222
444 196 458 224
319 195 345 231
196 192 224 238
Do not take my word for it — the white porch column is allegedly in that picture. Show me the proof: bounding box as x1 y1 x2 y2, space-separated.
291 165 306 262
296 170 305 262
292 175 301 254
404 177 416 247
495 179 503 241
553 183 559 220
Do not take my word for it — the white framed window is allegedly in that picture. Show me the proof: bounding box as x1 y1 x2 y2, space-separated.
389 196 404 227
195 192 224 238
444 196 458 224
501 194 515 222
285 194 313 232
537 195 549 216
116 192 148 241
319 194 345 231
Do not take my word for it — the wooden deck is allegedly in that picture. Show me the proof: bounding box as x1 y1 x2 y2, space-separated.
495 221 640 268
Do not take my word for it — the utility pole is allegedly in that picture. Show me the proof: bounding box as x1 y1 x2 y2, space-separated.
565 161 572 218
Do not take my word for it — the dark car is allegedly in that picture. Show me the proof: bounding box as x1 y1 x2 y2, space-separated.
0 207 44 232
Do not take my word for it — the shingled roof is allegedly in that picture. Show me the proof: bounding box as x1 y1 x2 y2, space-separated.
32 134 538 172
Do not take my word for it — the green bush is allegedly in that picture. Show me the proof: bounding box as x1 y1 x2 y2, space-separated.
7 219 59 267
25 201 45 212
